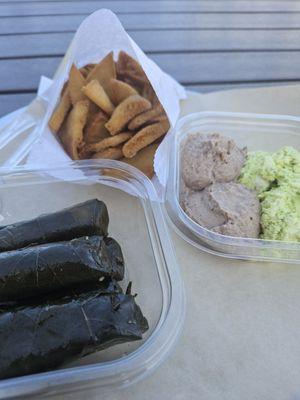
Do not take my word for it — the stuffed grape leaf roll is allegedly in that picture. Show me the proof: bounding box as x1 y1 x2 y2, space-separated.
0 236 124 302
105 237 125 278
0 289 148 379
0 277 123 310
0 199 108 252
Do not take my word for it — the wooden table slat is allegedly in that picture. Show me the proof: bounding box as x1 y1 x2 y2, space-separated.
2 1 300 16
188 81 300 93
3 13 300 35
0 93 34 116
1 52 300 93
2 30 300 58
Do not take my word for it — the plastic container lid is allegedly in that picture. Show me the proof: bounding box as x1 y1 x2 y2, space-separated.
0 160 185 399
164 111 300 264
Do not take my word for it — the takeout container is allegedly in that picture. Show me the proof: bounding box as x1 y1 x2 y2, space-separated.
0 161 185 399
164 111 300 264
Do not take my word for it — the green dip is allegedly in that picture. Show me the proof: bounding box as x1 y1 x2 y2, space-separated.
238 146 300 242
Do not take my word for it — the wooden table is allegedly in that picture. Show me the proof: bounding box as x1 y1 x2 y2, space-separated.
1 0 300 116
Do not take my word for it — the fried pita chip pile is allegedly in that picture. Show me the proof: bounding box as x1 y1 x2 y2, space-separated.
48 51 170 178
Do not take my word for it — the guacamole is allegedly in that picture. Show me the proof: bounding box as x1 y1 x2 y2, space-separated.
259 183 300 242
238 146 300 242
238 151 276 194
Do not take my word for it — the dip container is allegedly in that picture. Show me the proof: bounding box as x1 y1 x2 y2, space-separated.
165 111 300 264
0 160 185 399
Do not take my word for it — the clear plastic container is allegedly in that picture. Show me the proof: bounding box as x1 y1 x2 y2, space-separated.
165 111 300 264
0 160 185 399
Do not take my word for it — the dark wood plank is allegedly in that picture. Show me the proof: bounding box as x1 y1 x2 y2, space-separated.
0 15 83 34
187 81 300 93
2 30 300 58
155 51 300 84
1 52 300 92
0 57 59 91
2 13 300 35
2 1 300 16
0 93 34 116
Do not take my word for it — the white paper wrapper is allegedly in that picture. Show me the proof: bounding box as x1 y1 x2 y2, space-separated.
26 9 186 194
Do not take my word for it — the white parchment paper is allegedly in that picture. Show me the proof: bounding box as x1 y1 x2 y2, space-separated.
26 9 186 191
